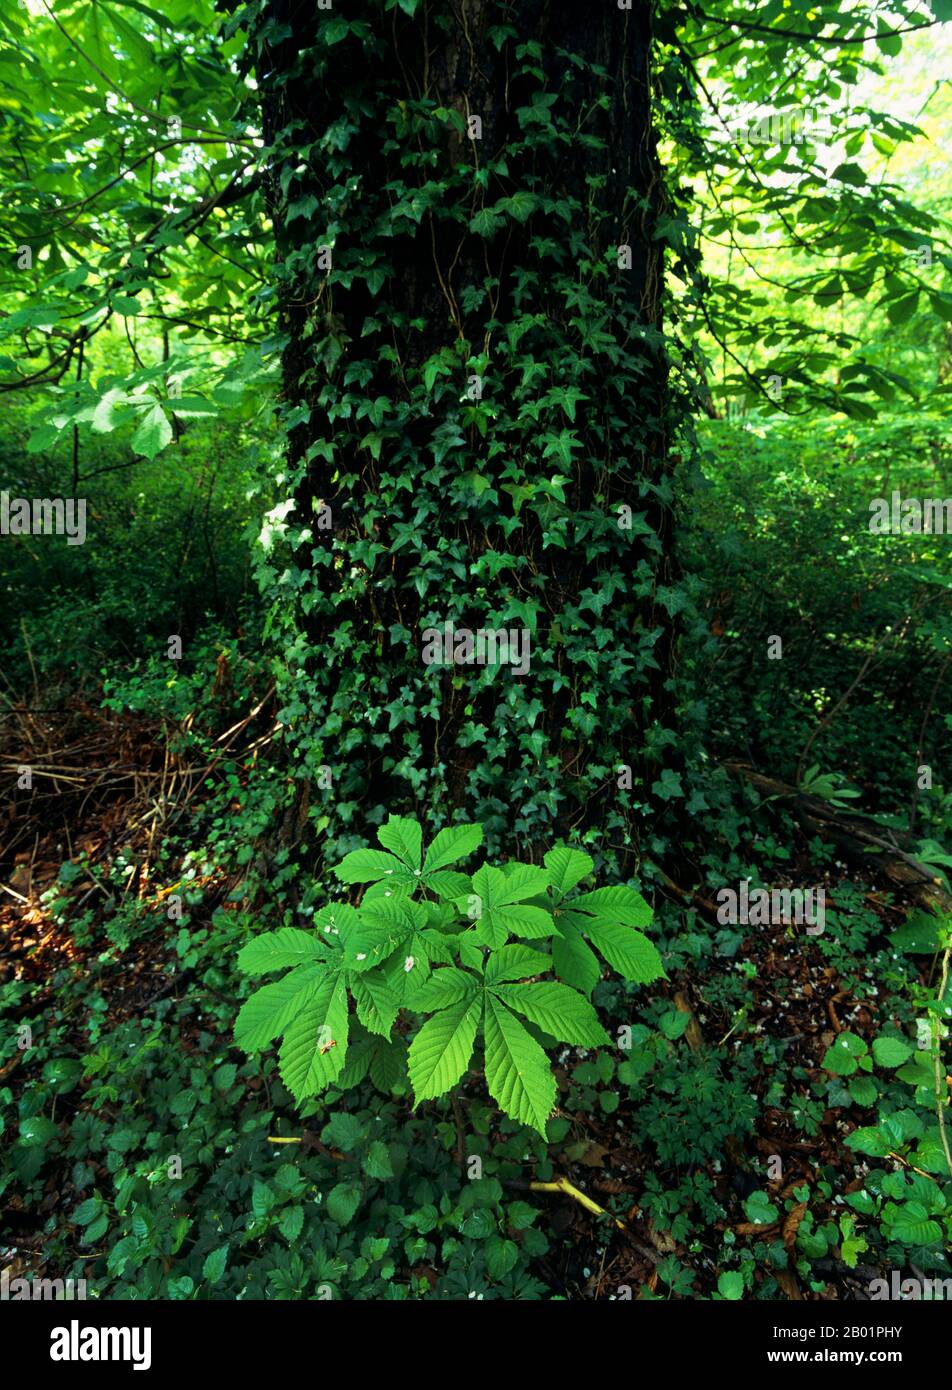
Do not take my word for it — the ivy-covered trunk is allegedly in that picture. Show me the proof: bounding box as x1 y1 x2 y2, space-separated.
251 0 681 866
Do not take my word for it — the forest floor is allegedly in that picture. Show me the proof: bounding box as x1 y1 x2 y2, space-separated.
1 696 944 1300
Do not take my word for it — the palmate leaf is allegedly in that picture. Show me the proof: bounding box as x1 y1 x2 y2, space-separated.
474 902 554 949
377 814 423 871
236 927 325 975
412 965 481 1010
351 972 400 1037
483 995 556 1136
568 885 652 927
334 847 415 885
544 846 594 899
553 881 663 990
586 923 665 984
234 965 325 1052
484 943 549 985
491 981 611 1046
422 822 483 874
425 869 472 900
408 995 481 1102
279 978 350 1100
471 864 554 947
550 921 601 996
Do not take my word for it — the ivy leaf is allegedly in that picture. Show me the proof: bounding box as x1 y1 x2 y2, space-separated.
469 207 505 238
493 191 538 223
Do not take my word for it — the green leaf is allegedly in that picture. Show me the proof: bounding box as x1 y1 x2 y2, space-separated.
237 928 324 975
494 191 538 223
278 1205 304 1242
845 1126 893 1158
485 1235 520 1279
551 921 601 996
351 973 400 1037
484 943 548 985
422 822 483 874
369 1038 408 1093
471 864 553 947
278 979 349 1099
476 902 555 947
408 995 481 1102
717 1271 744 1300
326 1181 362 1226
362 1139 394 1180
426 869 473 899
569 885 652 928
234 966 324 1052
334 847 413 884
322 1113 366 1151
377 815 422 871
848 1076 878 1106
18 1117 60 1146
202 1246 228 1283
586 924 665 983
413 966 480 1010
91 388 130 433
252 1180 275 1219
483 996 556 1136
469 207 505 238
491 982 611 1046
544 846 593 898
131 404 172 459
823 1032 867 1076
831 162 866 186
889 1213 943 1246
872 1036 914 1068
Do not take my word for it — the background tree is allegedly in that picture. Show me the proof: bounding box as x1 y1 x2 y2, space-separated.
248 0 686 868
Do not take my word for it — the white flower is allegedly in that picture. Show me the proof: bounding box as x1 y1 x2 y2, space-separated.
404 955 415 973
356 953 367 961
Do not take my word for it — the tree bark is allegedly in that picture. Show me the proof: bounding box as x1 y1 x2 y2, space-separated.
253 1 680 866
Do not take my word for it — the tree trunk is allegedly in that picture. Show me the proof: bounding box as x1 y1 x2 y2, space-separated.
252 0 681 867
